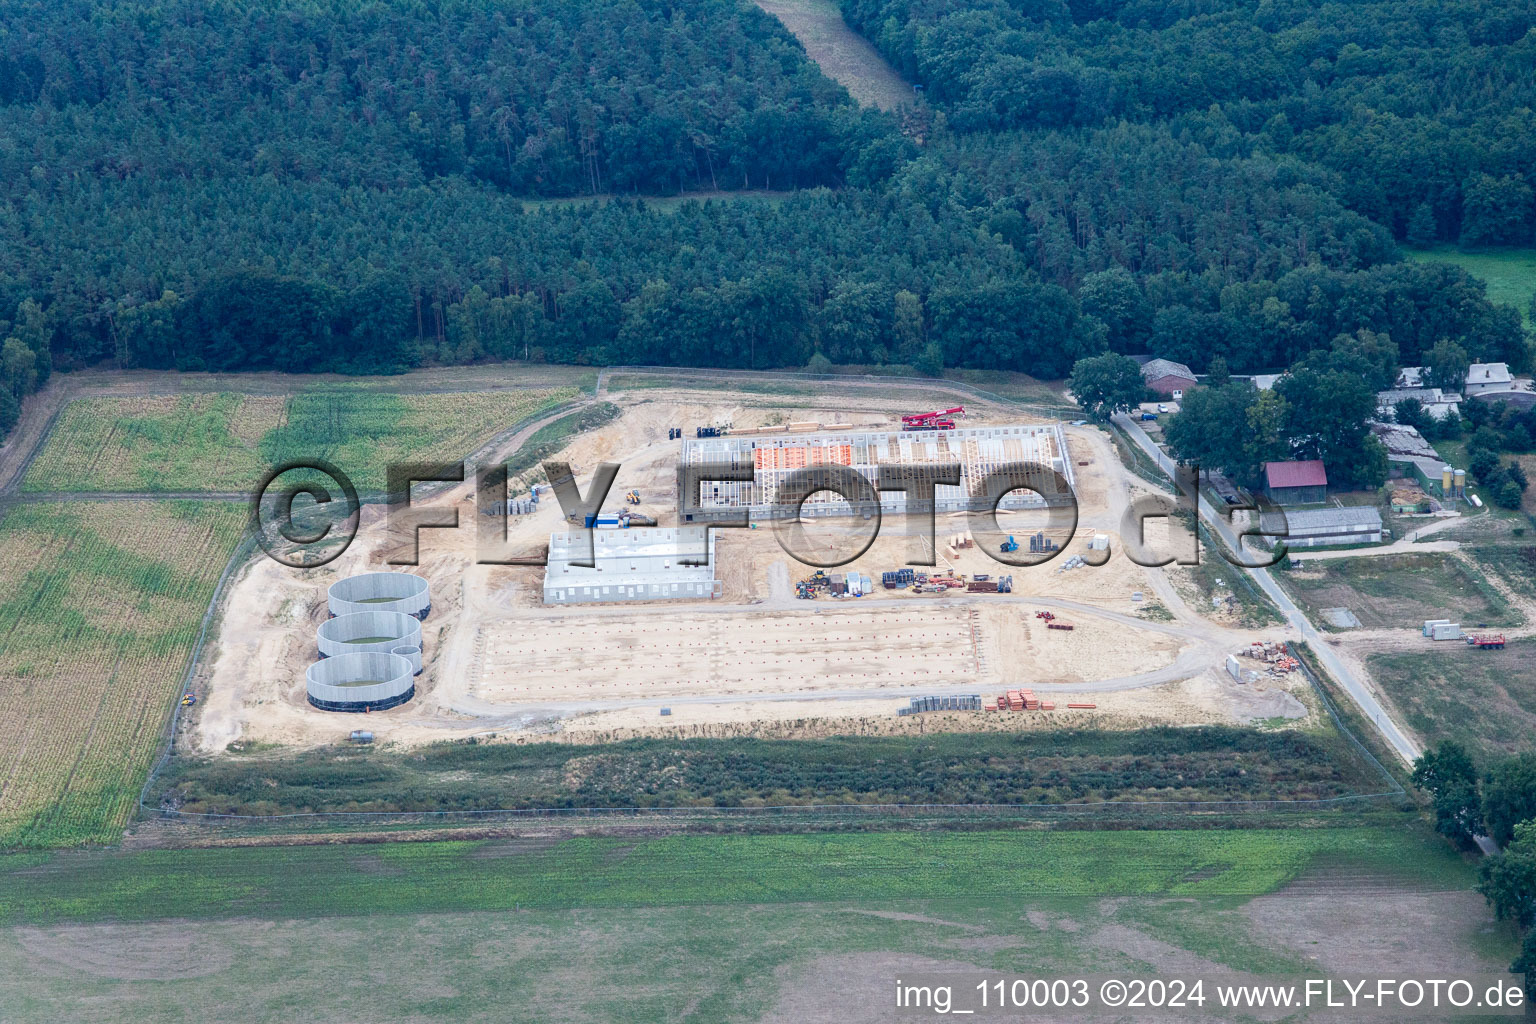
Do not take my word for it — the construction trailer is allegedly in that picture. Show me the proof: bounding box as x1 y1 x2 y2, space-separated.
679 424 1076 522
543 527 722 604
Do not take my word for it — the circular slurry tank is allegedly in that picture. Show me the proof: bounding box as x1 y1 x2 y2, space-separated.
390 644 423 676
306 652 415 712
328 572 430 620
317 611 423 665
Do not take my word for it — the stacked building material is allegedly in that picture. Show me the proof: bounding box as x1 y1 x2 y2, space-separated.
898 695 983 715
993 688 1042 710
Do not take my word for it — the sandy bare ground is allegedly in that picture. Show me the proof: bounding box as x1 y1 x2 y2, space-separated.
188 392 1302 752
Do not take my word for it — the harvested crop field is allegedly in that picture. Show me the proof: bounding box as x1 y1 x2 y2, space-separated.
0 501 248 847
755 0 914 110
23 386 574 494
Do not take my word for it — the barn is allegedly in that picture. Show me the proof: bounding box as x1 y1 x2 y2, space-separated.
1138 358 1196 398
1263 460 1328 505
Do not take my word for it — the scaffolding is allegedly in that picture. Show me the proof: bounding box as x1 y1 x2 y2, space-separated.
680 423 1074 521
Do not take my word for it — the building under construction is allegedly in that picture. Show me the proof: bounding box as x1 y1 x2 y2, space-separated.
679 423 1075 521
543 526 723 604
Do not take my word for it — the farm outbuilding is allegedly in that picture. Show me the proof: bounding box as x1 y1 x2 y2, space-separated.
1263 460 1328 505
1138 358 1196 398
317 611 423 675
1267 506 1383 549
543 527 722 604
327 571 431 619
305 652 416 712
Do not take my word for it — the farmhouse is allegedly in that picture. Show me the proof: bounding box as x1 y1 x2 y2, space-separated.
1262 460 1328 505
1463 362 1513 396
1138 358 1196 398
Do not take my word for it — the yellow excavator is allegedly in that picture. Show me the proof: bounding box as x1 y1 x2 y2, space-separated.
625 490 641 504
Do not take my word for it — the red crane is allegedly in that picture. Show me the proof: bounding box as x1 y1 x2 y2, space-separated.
901 406 965 431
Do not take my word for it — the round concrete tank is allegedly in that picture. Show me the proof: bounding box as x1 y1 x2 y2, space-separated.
390 644 423 676
306 652 415 712
328 572 430 619
317 611 422 661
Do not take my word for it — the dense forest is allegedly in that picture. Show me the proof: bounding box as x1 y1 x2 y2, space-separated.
1 0 1535 437
843 0 1536 245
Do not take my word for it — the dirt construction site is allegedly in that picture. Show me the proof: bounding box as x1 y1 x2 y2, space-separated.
190 380 1312 751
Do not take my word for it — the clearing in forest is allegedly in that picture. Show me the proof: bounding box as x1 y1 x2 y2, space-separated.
755 0 914 110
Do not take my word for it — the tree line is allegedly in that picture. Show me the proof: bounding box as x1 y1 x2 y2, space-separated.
1412 742 1536 999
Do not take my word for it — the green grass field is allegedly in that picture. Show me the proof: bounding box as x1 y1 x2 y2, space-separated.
1407 246 1536 325
0 502 249 848
1369 637 1536 763
0 826 1475 925
22 386 575 494
1469 545 1536 600
0 825 1507 1024
1278 553 1520 630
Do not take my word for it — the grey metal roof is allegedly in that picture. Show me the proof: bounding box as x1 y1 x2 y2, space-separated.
1467 362 1512 385
1276 506 1382 531
1140 358 1194 381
